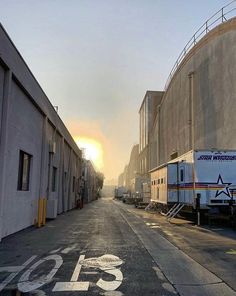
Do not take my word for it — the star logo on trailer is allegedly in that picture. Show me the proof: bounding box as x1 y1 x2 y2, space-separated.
215 174 231 198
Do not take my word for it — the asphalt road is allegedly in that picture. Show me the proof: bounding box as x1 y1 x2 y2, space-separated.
117 200 236 292
0 198 177 296
0 197 236 296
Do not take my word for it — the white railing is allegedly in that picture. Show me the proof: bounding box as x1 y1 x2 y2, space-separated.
164 0 236 90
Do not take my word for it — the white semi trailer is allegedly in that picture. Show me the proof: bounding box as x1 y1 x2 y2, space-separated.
150 150 236 210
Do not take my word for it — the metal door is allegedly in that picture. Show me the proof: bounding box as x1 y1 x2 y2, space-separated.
179 164 185 203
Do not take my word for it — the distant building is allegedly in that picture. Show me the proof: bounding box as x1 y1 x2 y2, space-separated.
104 178 117 186
82 160 99 203
118 172 125 187
102 185 116 197
117 144 139 192
128 144 139 181
139 91 164 178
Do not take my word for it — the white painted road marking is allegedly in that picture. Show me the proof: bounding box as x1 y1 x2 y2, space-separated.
82 271 99 275
163 230 174 236
71 255 85 281
97 267 123 291
0 256 37 292
18 255 63 293
80 254 123 269
53 282 90 291
53 255 89 292
53 254 124 292
80 254 124 291
49 248 62 254
146 222 159 226
226 249 236 255
0 250 124 293
61 244 78 254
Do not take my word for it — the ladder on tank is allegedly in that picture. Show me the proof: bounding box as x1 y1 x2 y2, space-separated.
165 203 185 221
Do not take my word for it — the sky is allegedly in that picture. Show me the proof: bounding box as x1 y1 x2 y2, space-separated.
0 0 230 183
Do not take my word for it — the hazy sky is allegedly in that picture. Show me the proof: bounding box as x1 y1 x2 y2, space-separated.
0 0 229 182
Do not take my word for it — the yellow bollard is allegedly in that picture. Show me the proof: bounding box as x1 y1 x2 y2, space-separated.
37 198 47 227
42 198 47 226
37 198 42 228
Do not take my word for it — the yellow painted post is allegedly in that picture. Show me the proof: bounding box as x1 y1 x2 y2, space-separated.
37 198 42 227
42 198 47 226
37 198 47 227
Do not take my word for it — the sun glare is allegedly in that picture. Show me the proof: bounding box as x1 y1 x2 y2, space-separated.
74 137 104 170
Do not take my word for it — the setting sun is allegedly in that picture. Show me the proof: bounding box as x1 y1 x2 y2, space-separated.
74 137 104 170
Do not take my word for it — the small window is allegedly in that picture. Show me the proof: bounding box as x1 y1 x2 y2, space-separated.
52 167 57 192
18 150 31 191
180 169 184 182
161 178 163 184
158 179 160 184
73 176 75 192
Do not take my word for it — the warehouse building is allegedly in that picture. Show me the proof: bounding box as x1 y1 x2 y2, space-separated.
145 13 236 208
117 145 139 192
118 12 236 206
155 16 236 166
0 24 83 241
141 15 236 172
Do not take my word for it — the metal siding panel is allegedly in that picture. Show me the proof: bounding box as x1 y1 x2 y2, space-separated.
0 65 5 138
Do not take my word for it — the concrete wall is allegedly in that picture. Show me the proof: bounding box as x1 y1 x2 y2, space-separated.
2 80 44 236
0 64 4 137
156 17 236 166
0 24 82 240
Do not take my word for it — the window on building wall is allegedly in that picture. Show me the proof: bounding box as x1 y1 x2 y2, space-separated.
17 150 32 191
73 176 75 192
161 178 164 184
52 167 57 192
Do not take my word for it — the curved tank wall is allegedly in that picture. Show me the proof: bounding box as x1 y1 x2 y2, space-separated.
159 17 236 165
